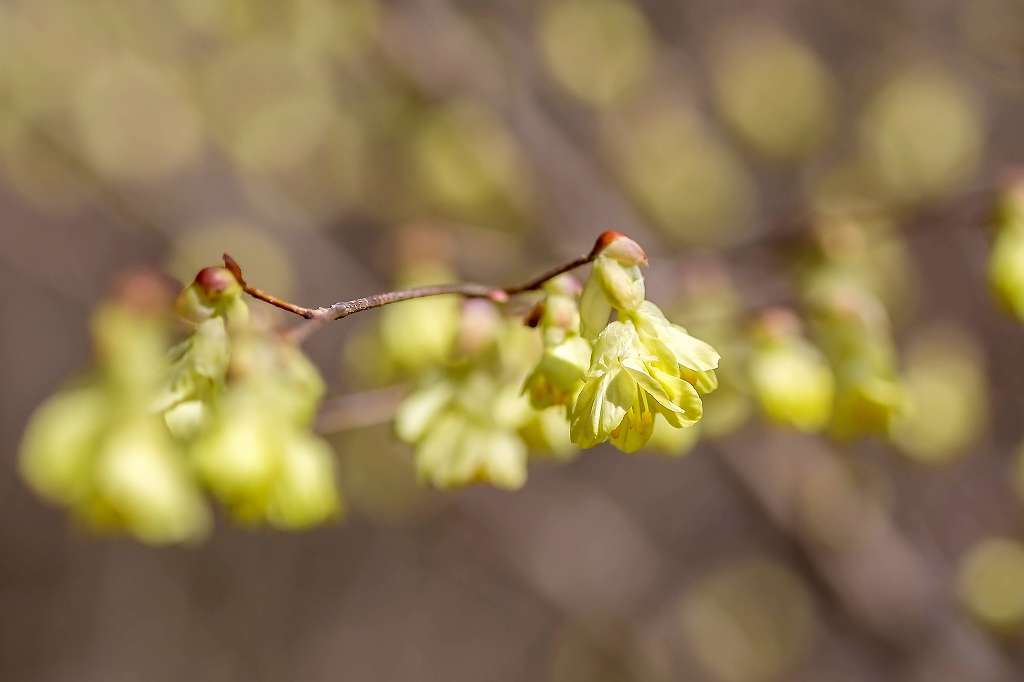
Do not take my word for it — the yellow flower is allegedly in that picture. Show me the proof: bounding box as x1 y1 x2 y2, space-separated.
570 321 704 452
750 336 834 432
631 301 720 390
523 336 592 409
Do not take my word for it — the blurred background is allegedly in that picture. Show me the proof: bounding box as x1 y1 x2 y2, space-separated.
4 0 1024 680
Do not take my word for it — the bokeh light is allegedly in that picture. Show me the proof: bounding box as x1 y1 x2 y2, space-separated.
682 558 818 682
539 0 654 108
859 64 983 205
958 537 1024 632
604 97 755 245
709 22 836 161
75 57 203 184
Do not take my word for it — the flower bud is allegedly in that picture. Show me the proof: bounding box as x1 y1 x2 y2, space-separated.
92 303 170 395
519 407 576 459
95 419 209 544
542 294 582 338
230 336 326 426
593 230 648 266
454 426 528 490
749 307 802 344
543 273 583 297
396 382 455 443
594 256 646 311
20 385 108 504
750 337 834 432
175 267 244 324
456 299 502 355
163 400 209 440
190 318 231 380
194 266 243 300
109 269 177 316
830 375 902 439
580 271 613 339
415 413 467 488
380 264 460 373
175 284 216 323
266 433 343 529
523 336 591 409
193 407 280 517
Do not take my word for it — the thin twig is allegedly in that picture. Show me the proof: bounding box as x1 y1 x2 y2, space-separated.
224 231 617 343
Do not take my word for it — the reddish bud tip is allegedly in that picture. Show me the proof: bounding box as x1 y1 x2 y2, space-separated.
194 266 240 296
754 307 802 340
488 290 510 304
591 230 647 266
593 230 626 255
110 269 176 315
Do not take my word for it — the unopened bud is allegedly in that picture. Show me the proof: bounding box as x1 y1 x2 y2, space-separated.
457 299 502 355
110 269 176 316
194 267 242 299
544 274 583 297
750 338 834 432
543 295 581 333
751 307 802 344
176 267 244 324
593 230 647 266
594 256 646 311
266 433 342 529
579 272 613 340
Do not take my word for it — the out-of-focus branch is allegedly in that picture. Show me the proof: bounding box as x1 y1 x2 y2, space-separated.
709 429 1016 682
315 385 409 434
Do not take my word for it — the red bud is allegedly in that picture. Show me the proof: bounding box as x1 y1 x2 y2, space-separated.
591 230 647 266
194 267 240 297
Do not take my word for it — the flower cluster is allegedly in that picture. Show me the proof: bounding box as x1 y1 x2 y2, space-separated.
387 232 722 489
21 230 725 539
802 234 904 439
20 266 340 544
395 300 573 490
563 234 720 452
21 273 210 544
660 222 907 443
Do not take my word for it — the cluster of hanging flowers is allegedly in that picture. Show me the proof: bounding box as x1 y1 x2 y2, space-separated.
527 233 720 452
387 232 721 489
20 266 340 544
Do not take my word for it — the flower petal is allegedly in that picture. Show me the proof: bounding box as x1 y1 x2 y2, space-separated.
580 273 613 340
397 382 454 443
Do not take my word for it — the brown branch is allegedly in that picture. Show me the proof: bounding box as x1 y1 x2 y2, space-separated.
224 231 619 342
